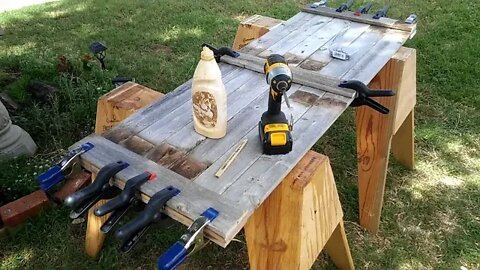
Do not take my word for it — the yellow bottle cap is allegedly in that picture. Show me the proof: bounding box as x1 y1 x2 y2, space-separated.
201 46 214 61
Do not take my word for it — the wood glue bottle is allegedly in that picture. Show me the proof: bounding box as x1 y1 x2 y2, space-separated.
191 46 227 139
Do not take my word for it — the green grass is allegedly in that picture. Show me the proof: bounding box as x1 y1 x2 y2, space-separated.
0 0 479 269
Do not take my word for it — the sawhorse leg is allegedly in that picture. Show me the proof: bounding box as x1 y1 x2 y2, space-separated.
356 47 416 233
85 83 163 257
244 151 354 270
85 172 109 257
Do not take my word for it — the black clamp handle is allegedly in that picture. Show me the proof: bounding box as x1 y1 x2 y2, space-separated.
94 171 153 233
338 80 395 114
373 5 390 19
336 0 354 12
115 186 180 253
64 161 129 219
201 43 239 62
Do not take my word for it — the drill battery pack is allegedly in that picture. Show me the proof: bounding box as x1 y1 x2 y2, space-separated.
258 112 293 155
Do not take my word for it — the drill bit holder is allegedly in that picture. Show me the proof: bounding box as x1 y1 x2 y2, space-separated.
64 161 129 219
339 80 395 114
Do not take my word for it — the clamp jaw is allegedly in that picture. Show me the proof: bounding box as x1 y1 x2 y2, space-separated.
157 208 219 270
336 0 354 12
339 80 395 114
373 5 390 19
64 161 129 219
201 43 239 62
94 171 154 233
115 186 180 253
354 2 373 16
37 142 94 191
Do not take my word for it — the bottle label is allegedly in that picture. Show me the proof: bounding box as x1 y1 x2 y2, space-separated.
192 91 218 128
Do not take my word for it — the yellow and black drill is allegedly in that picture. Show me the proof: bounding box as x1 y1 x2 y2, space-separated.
259 54 293 155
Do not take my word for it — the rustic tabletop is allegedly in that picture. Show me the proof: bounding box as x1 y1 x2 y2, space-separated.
72 9 414 247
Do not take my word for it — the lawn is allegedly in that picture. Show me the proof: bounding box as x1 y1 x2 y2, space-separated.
0 0 479 269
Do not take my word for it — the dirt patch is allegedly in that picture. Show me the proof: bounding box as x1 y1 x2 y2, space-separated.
299 59 327 71
315 97 348 107
119 135 154 156
149 44 174 55
290 90 320 105
283 52 302 65
103 127 135 144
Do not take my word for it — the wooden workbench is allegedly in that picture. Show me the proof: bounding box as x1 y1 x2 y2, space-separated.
72 8 415 249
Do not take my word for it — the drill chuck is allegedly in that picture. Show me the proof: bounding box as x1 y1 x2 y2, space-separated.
266 65 293 93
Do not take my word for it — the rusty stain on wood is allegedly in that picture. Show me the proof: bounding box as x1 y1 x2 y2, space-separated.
146 143 187 168
170 156 208 180
315 97 348 107
103 128 135 144
299 59 327 71
283 53 303 65
290 90 320 105
119 135 154 155
145 143 208 179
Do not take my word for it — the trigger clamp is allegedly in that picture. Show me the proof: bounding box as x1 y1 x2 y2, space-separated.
115 186 180 253
201 43 240 62
64 161 129 219
157 208 219 270
37 142 94 192
339 80 396 114
94 171 153 234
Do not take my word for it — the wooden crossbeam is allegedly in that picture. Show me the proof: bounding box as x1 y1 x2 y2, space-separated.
302 5 416 35
221 53 356 99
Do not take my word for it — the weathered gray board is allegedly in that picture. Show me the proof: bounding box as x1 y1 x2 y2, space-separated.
241 11 412 84
70 9 414 247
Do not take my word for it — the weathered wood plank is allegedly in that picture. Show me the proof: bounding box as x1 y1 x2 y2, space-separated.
241 12 313 55
193 85 320 194
284 19 355 66
257 15 334 58
341 28 408 83
165 71 266 151
108 64 238 137
298 23 370 71
222 93 351 211
319 27 384 78
302 5 416 34
188 83 301 164
72 135 247 247
221 53 356 98
137 70 258 145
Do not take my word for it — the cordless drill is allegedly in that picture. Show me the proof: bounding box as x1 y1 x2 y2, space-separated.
258 54 293 155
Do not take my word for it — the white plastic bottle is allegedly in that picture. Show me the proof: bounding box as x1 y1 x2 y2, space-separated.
191 46 227 139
